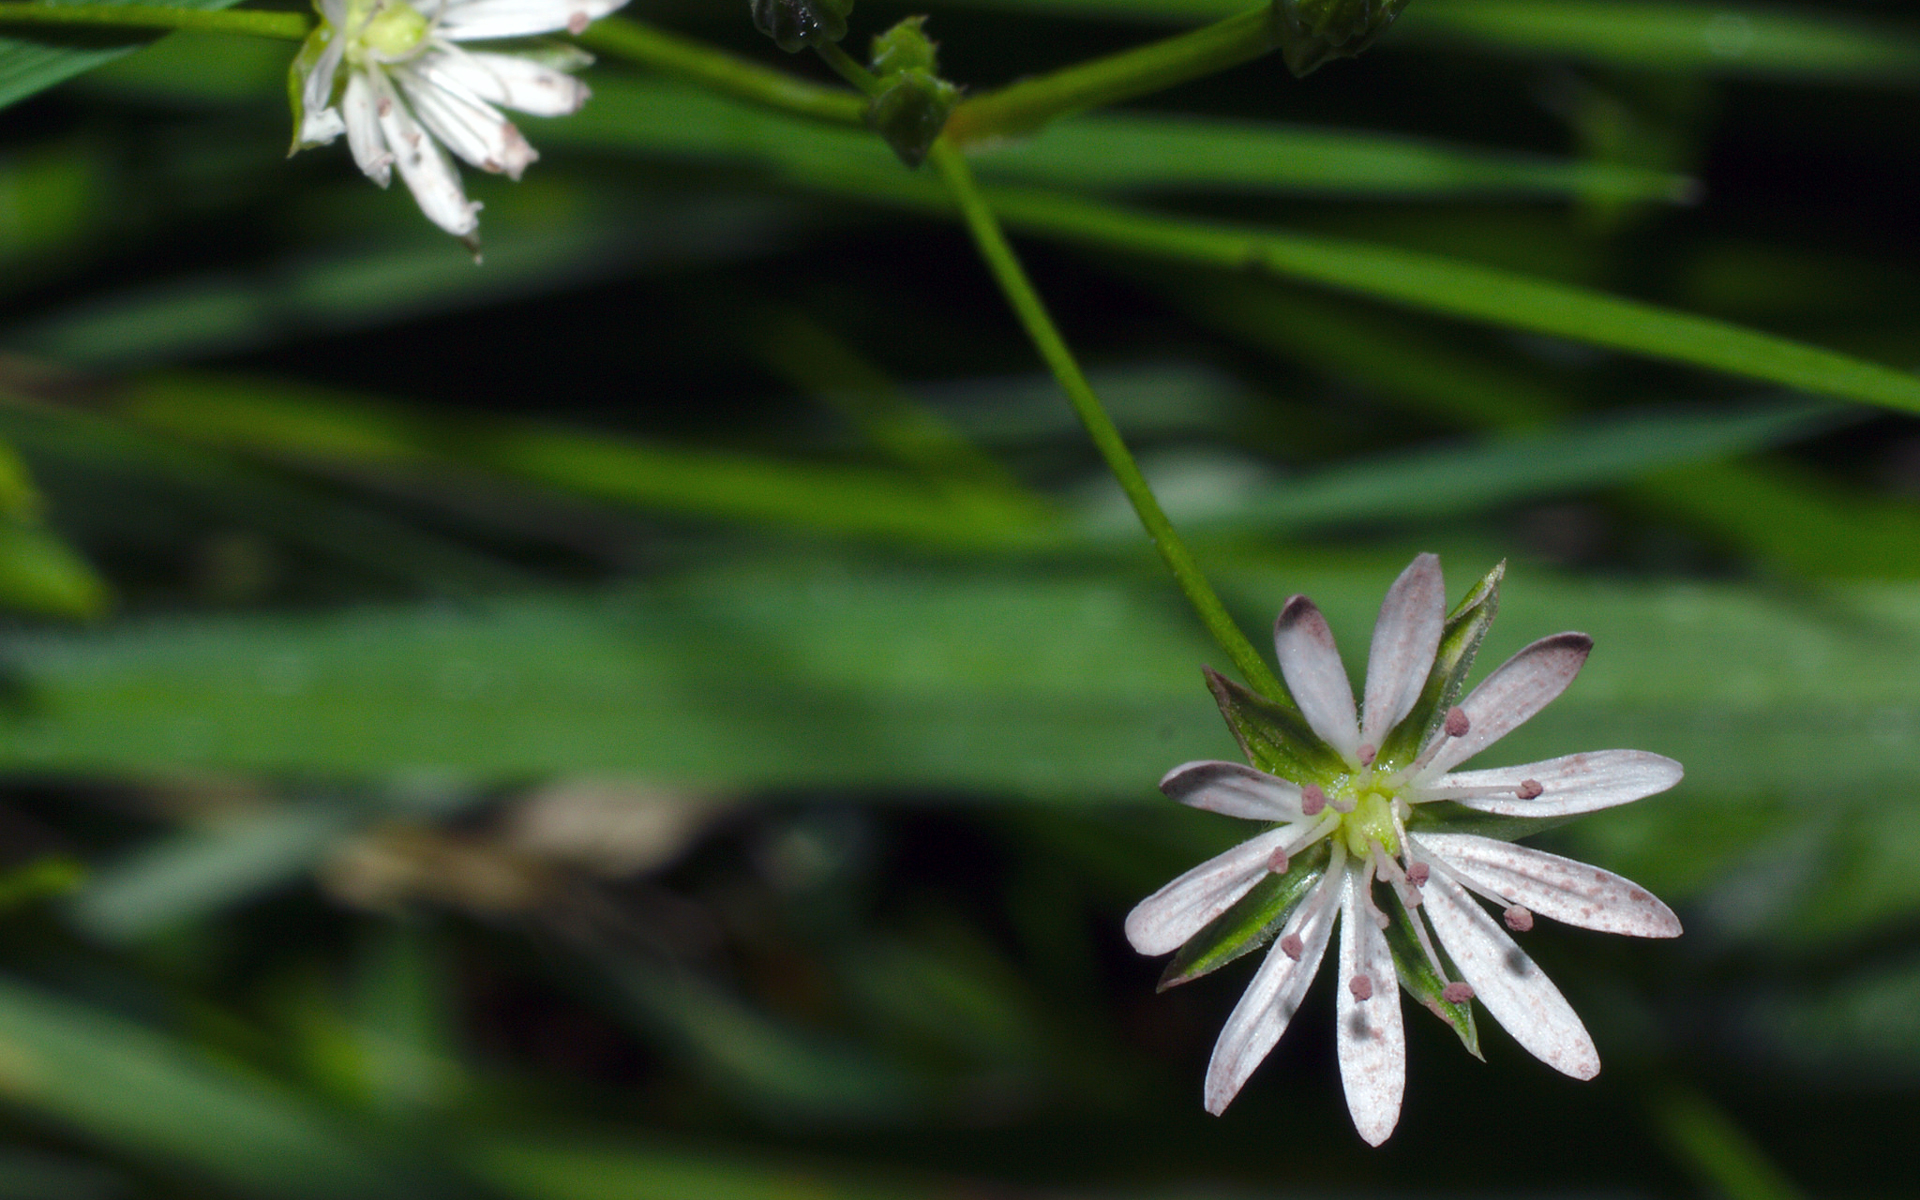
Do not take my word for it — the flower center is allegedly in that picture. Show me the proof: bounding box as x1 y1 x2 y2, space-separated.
1339 787 1400 858
345 0 431 63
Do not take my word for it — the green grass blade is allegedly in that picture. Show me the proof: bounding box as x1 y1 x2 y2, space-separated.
0 0 247 112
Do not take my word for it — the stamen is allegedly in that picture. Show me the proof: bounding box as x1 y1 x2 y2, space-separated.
1504 905 1534 933
1301 784 1326 816
1266 847 1290 874
1281 933 1304 960
1359 857 1390 928
1442 981 1475 1004
1444 706 1470 738
1349 974 1373 1001
1329 790 1357 814
1516 779 1544 800
568 10 590 34
1356 743 1377 768
1406 862 1430 887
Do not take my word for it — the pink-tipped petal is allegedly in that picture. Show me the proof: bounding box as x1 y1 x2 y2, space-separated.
1204 874 1339 1114
445 48 591 116
1423 633 1592 775
1436 750 1683 817
372 72 481 237
1411 833 1681 938
1274 596 1361 757
1336 874 1405 1145
1160 761 1303 822
1361 553 1445 745
1125 828 1295 957
1423 872 1599 1079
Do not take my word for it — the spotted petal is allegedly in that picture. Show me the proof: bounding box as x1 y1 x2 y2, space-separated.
1432 750 1682 817
434 0 628 41
1423 633 1591 775
1361 552 1444 745
1336 872 1405 1145
1423 871 1599 1079
372 72 480 238
1125 828 1295 957
1274 596 1360 758
1204 873 1338 1114
441 48 592 116
1413 832 1680 938
1160 761 1303 822
341 72 392 186
393 60 537 179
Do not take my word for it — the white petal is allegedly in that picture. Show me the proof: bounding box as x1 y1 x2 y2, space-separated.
439 48 590 116
373 72 481 238
1433 749 1683 818
301 32 346 122
299 105 346 148
1412 832 1681 938
394 61 536 179
1336 873 1404 1145
435 0 627 41
1160 761 1303 822
1273 596 1360 757
1125 828 1293 957
1204 874 1338 1114
1423 633 1591 775
1360 553 1444 745
1422 871 1599 1079
342 73 392 186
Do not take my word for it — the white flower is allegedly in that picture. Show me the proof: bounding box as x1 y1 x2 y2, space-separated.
290 0 628 243
1125 554 1682 1145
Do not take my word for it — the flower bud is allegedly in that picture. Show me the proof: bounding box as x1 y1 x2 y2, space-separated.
865 17 960 167
750 0 854 53
1273 0 1411 78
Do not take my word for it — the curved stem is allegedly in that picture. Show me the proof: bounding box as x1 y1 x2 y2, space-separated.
577 17 865 126
927 137 1285 700
0 2 310 39
945 5 1278 144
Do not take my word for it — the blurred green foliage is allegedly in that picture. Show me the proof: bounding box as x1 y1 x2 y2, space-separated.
0 1 1915 1198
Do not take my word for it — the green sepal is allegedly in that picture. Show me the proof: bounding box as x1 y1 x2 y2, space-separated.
1273 0 1412 78
1159 837 1330 990
1204 667 1346 784
1376 559 1503 768
1382 886 1480 1058
865 18 959 167
285 23 338 155
750 0 854 52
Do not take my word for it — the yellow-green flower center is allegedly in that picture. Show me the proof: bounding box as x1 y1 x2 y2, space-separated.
345 0 431 62
1338 787 1400 859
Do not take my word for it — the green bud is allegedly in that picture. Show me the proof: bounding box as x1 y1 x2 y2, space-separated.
750 0 854 53
865 17 959 168
1273 0 1411 78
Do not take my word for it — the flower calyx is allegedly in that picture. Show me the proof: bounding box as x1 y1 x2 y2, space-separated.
865 17 961 167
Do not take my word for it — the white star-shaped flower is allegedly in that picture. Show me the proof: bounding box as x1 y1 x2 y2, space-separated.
1126 554 1682 1145
290 0 628 244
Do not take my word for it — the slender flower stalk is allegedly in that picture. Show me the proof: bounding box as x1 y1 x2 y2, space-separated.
1127 554 1683 1144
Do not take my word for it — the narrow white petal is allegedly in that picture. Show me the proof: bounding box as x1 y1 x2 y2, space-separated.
301 34 346 121
1360 553 1444 745
373 73 480 237
443 49 591 116
1433 750 1683 817
1336 874 1404 1145
1423 871 1599 1079
1273 596 1360 757
1204 874 1338 1114
299 105 346 148
395 62 536 179
1125 828 1293 957
1412 833 1681 938
436 0 627 41
1424 633 1591 775
342 73 392 186
1160 760 1303 822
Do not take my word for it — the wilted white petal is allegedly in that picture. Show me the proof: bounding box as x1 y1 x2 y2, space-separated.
299 105 346 148
394 61 536 179
1360 552 1444 745
373 73 480 237
1160 761 1303 822
1125 828 1294 957
1274 596 1361 757
1434 750 1683 817
1423 871 1599 1079
341 73 392 186
439 47 591 116
435 0 627 41
1413 832 1680 938
1423 633 1591 775
1205 874 1338 1114
1336 873 1404 1145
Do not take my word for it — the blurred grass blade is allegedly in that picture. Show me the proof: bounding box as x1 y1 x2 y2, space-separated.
471 1137 923 1200
0 974 432 1198
0 515 110 618
0 0 247 112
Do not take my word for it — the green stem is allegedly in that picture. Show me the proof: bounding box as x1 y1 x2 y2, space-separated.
927 138 1285 699
812 38 880 95
945 5 1278 144
577 17 865 127
0 1 310 39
